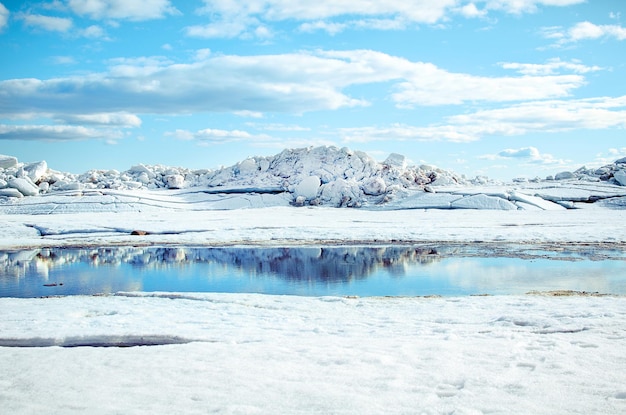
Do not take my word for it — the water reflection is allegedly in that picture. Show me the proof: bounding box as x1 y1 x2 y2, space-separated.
1 245 625 298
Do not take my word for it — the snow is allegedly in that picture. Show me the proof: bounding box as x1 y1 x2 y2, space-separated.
1 293 626 414
3 146 625 210
2 146 626 414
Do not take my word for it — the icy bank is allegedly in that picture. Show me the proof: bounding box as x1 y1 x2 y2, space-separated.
2 146 626 211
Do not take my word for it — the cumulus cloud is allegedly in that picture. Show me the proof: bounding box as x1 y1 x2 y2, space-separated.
542 21 626 46
0 124 124 141
19 13 73 32
0 3 9 32
340 96 626 143
78 24 107 38
0 49 590 123
456 3 487 18
67 0 180 21
187 0 584 38
448 96 626 133
480 147 567 167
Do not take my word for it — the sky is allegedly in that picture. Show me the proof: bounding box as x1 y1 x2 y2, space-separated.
0 0 625 181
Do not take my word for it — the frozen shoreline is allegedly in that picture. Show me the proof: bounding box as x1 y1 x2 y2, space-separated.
2 206 625 251
2 150 626 414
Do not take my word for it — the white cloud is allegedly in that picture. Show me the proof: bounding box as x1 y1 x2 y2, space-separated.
185 18 252 39
51 56 77 65
339 124 481 143
78 24 106 38
67 0 180 21
0 3 9 32
490 147 564 165
196 0 456 23
298 20 347 35
339 96 626 144
0 49 596 132
457 3 487 18
483 0 585 15
298 18 407 35
188 0 584 38
54 113 142 127
319 49 584 107
588 148 626 167
19 13 73 32
246 123 311 132
543 21 626 46
0 49 591 124
166 128 271 143
188 0 456 39
499 58 602 76
570 21 626 41
0 124 124 141
448 96 626 133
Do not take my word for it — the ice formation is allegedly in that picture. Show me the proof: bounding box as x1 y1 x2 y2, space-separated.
2 146 626 210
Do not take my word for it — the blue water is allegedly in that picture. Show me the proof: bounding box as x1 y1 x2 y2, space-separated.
1 246 625 298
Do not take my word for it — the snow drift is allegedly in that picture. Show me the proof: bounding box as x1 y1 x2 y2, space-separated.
1 147 626 211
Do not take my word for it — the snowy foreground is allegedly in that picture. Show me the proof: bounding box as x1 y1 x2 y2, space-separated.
2 147 626 414
1 206 626 414
1 292 626 414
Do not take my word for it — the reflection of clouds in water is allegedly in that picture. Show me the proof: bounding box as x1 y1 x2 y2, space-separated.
440 258 626 294
1 246 625 297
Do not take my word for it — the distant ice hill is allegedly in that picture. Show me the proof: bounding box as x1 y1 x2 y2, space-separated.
1 147 626 211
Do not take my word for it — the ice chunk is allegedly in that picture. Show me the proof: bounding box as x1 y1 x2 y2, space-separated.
509 191 566 211
166 174 185 189
8 178 39 196
451 194 517 210
24 161 48 183
614 170 626 186
555 171 575 180
294 175 321 200
383 153 407 169
0 155 18 169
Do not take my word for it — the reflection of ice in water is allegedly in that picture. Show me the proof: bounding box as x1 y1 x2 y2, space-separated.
1 245 625 297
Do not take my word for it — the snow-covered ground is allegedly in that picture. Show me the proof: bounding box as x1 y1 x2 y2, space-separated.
1 293 626 414
2 147 626 414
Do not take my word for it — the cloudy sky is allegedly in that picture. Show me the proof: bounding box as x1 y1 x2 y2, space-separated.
1 0 625 180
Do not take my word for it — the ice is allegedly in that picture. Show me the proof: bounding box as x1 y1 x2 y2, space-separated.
3 146 626 211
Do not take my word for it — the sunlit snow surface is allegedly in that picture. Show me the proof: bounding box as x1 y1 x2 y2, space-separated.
1 293 626 414
2 149 626 414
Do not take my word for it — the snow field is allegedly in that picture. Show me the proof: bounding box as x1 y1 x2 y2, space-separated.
1 293 626 414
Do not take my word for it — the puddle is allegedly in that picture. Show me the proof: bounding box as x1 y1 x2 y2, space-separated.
1 245 625 298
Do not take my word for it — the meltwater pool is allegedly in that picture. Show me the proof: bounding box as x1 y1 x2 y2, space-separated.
1 245 625 298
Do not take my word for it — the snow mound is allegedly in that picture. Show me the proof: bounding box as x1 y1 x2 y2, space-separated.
0 147 466 208
2 147 626 211
552 157 626 185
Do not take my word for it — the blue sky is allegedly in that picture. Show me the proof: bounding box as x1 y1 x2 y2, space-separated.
0 0 625 180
